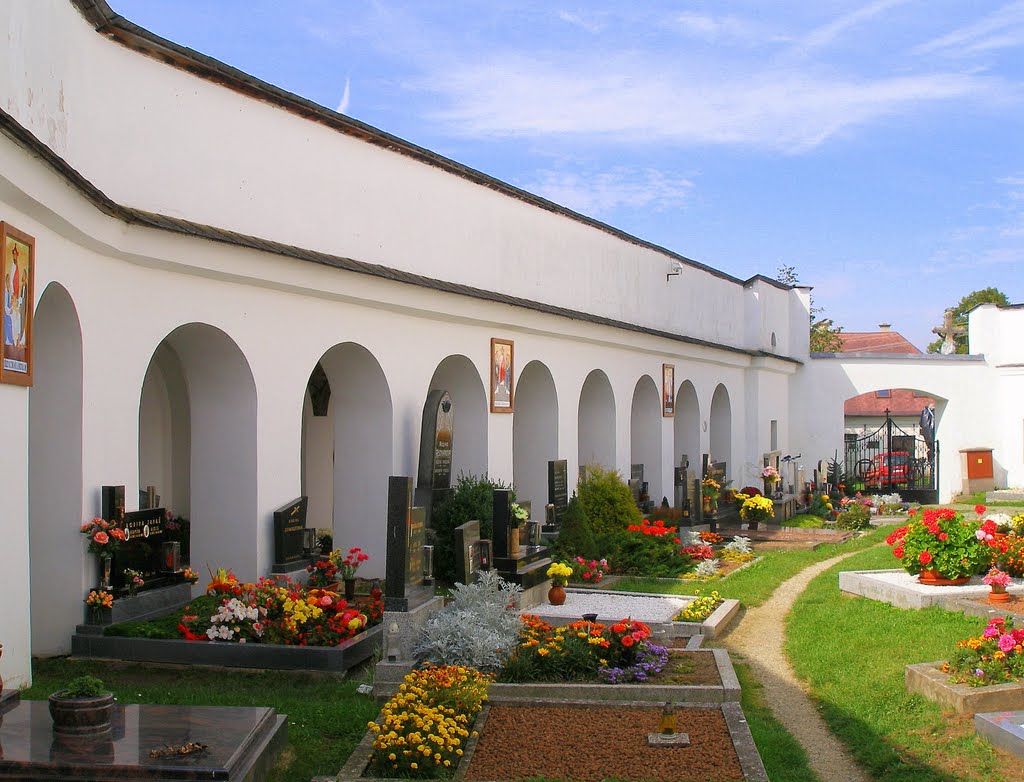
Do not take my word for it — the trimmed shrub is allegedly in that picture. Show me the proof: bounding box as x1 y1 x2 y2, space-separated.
551 493 598 561
577 466 641 537
431 473 513 584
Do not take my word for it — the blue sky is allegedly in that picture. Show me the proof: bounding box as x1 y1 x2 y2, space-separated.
110 1 1024 352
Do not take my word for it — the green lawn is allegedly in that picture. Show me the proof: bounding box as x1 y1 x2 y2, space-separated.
25 657 378 782
786 543 1019 782
615 526 888 607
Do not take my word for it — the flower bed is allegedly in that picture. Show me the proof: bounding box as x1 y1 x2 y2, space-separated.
340 666 489 780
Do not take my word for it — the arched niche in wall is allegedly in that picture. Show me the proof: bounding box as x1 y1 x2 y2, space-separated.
578 369 615 474
139 323 258 580
302 343 392 576
673 379 700 475
709 383 732 476
630 374 662 502
428 354 488 480
513 360 558 514
29 282 83 656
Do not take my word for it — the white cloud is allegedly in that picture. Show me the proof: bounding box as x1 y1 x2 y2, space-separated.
913 1 1024 57
336 76 351 114
557 10 606 34
668 12 774 43
423 55 986 152
797 0 911 54
519 167 694 217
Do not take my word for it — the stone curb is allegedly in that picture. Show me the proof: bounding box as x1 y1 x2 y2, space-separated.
670 598 741 639
337 699 766 782
69 623 381 672
906 661 1024 715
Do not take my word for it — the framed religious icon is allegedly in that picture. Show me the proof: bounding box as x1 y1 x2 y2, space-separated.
490 338 514 413
1 223 35 386
662 363 675 417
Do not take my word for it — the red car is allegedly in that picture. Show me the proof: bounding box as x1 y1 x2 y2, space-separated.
863 452 911 486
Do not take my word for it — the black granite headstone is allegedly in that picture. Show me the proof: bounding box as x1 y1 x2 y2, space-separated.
492 489 512 560
101 485 126 524
454 520 481 585
112 508 166 592
385 476 432 612
547 460 568 526
417 390 454 490
272 496 308 569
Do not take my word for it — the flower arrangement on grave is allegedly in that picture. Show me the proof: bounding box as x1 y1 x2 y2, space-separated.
760 466 781 484
206 567 241 596
740 494 775 523
942 616 1024 687
615 519 688 577
546 561 573 587
983 567 1012 594
675 590 722 623
80 517 125 559
502 615 668 684
367 665 488 779
720 535 756 563
807 493 835 520
124 568 145 596
571 556 608 583
885 508 991 579
1000 536 1024 577
306 557 339 588
701 478 721 506
179 574 370 645
84 589 113 621
336 547 370 580
510 502 529 523
180 567 199 584
700 531 724 545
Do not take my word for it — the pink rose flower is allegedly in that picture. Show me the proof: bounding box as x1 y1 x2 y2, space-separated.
983 625 1000 639
999 634 1016 653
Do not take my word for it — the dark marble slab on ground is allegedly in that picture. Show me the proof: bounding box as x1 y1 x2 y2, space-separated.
0 700 286 781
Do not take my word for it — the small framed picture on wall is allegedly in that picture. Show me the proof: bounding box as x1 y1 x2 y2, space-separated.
1 222 35 386
490 338 514 413
662 363 675 417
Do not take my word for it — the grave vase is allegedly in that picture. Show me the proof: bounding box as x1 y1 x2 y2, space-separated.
548 584 566 606
344 578 356 602
917 568 971 586
989 585 1011 602
99 557 112 591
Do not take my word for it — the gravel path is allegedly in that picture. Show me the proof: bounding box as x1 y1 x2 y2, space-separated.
720 551 872 782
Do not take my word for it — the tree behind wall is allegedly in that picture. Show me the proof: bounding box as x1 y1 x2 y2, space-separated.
777 264 844 352
925 287 1010 354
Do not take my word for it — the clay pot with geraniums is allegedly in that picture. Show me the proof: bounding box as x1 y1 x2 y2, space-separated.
886 508 992 585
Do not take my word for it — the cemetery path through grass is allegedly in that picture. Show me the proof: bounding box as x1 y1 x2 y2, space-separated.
717 548 873 782
787 543 1024 782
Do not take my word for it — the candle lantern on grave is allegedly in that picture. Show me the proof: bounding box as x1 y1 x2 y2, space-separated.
422 544 434 586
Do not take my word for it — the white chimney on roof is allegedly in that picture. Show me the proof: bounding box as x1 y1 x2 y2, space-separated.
879 323 891 332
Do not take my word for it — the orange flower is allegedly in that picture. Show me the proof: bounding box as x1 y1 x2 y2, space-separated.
92 531 109 545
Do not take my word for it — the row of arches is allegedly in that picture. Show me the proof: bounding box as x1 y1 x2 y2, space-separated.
27 281 735 655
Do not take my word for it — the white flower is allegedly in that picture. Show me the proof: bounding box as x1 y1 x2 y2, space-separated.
985 513 1013 530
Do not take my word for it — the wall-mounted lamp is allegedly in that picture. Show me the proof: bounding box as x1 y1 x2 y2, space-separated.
667 260 684 281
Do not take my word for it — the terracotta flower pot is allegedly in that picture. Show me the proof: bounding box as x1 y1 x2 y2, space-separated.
917 568 971 586
548 585 566 606
989 588 1011 602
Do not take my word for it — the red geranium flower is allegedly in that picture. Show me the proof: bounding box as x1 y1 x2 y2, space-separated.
919 551 932 565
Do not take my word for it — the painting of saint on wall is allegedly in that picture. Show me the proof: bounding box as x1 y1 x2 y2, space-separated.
1 223 34 386
490 338 514 413
662 363 675 417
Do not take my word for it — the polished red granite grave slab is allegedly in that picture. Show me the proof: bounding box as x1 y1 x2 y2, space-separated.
0 700 286 781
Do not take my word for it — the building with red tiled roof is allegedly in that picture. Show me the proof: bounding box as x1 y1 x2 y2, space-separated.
837 325 922 355
841 325 934 451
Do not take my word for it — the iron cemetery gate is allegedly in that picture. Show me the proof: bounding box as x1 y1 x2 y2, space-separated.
844 410 938 504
